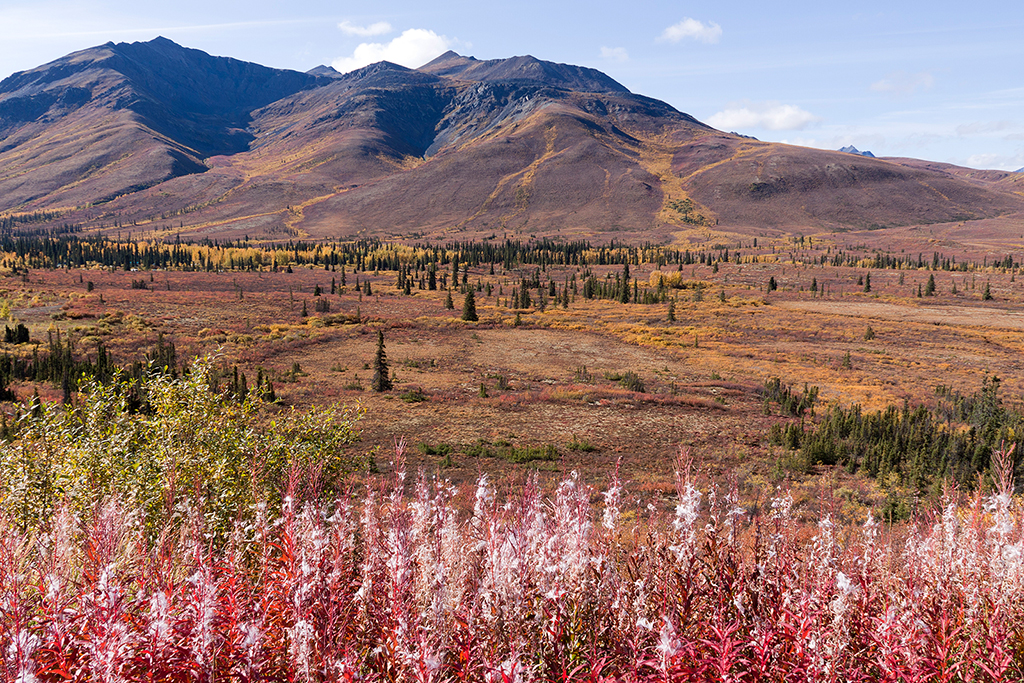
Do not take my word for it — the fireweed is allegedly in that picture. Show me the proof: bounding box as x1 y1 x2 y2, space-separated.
0 443 1021 681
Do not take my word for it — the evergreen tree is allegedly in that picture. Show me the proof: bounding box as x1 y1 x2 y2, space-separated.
371 330 392 392
444 290 454 309
462 289 478 321
924 273 936 296
863 271 871 292
983 282 993 301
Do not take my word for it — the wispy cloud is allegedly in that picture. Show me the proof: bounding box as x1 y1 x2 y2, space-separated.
332 28 453 73
870 71 934 96
955 120 1015 136
600 46 628 62
708 101 820 131
338 20 392 37
658 18 722 45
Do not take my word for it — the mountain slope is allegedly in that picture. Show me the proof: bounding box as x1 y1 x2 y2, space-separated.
672 136 1024 229
0 39 1021 240
0 37 324 208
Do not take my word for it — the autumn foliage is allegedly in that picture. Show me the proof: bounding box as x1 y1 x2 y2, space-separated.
0 439 1021 681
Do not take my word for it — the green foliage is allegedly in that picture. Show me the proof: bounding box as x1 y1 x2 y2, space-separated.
761 378 818 417
462 439 559 463
618 371 646 393
790 377 1022 491
462 288 478 321
667 198 708 226
3 323 29 344
503 443 559 463
416 442 452 457
573 366 593 383
372 330 392 392
399 388 428 403
566 436 597 452
0 358 363 538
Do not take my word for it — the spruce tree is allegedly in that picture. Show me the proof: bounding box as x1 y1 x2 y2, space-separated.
371 330 392 392
462 288 478 321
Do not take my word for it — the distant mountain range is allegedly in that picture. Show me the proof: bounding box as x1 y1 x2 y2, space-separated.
839 146 875 158
1 37 1022 239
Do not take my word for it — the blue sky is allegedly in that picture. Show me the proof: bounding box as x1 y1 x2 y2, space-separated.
1 0 1021 170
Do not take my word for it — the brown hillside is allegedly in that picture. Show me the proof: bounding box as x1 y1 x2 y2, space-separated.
674 136 1024 230
1 38 1022 240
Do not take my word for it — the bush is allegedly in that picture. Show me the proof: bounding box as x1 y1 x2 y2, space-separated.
618 370 646 393
567 435 597 452
400 388 428 403
0 358 363 538
416 442 452 456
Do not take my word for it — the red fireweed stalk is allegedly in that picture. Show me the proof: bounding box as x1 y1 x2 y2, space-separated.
0 442 1021 680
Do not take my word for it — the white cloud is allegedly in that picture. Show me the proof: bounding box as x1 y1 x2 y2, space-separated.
332 28 453 73
338 20 392 37
870 71 934 96
659 18 722 45
707 101 820 131
966 150 1024 171
600 46 628 62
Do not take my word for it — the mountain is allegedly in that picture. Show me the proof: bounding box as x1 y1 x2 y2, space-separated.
1 38 1022 240
839 145 875 158
0 37 326 209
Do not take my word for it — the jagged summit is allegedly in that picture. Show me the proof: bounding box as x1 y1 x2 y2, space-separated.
307 64 341 78
418 51 629 94
839 145 876 158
